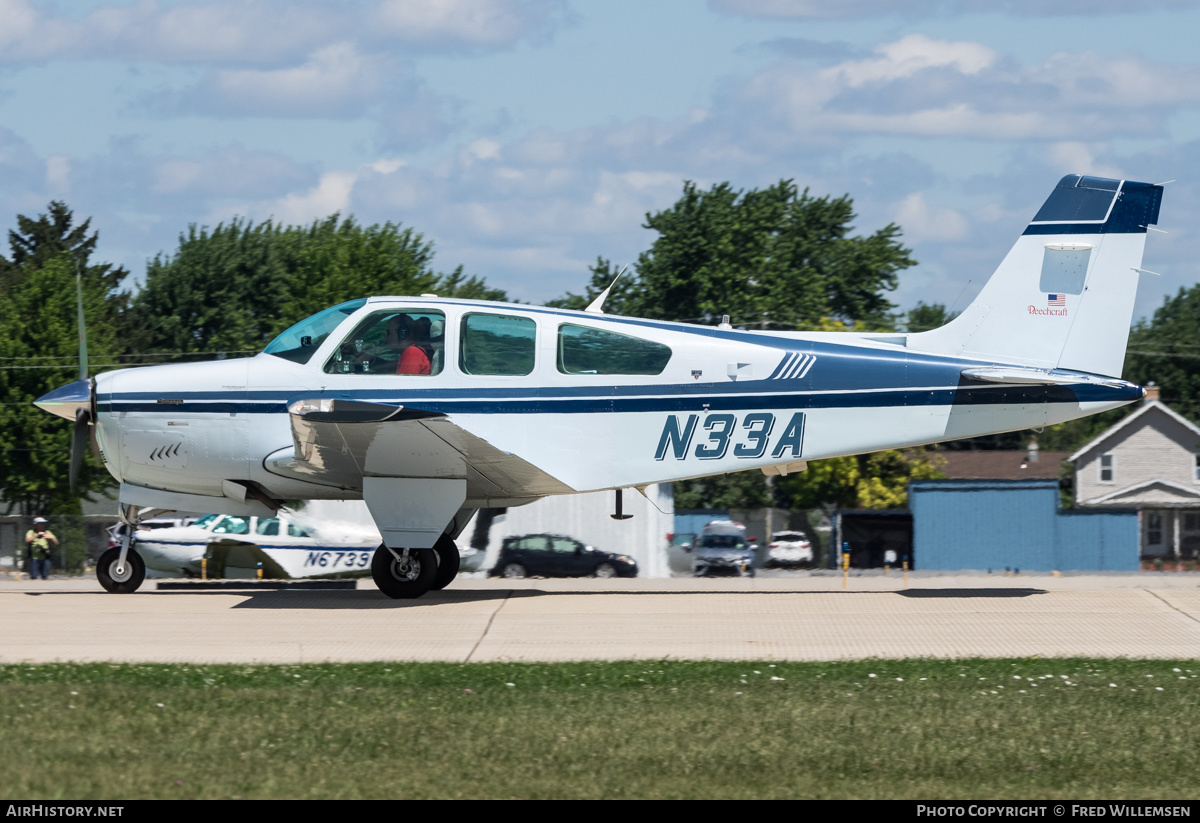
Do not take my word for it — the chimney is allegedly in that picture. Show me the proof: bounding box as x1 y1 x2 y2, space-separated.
1145 382 1160 403
1026 438 1039 463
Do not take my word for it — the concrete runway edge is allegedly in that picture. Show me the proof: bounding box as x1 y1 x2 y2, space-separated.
3 574 1200 664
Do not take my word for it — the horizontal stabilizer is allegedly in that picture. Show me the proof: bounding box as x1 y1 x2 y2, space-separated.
960 367 1140 391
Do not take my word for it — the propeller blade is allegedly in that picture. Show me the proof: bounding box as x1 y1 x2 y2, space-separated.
76 266 88 382
70 408 89 493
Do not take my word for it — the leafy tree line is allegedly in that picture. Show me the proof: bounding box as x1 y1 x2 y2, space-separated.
127 214 506 360
0 207 122 515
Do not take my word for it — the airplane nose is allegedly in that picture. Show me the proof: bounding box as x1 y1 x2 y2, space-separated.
34 378 92 420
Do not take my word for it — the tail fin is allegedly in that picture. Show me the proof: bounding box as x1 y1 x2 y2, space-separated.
908 175 1163 378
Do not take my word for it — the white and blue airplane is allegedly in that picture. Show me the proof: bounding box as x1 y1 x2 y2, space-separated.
35 173 1163 597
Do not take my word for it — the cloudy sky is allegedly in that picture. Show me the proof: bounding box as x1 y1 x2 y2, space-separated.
2 0 1199 320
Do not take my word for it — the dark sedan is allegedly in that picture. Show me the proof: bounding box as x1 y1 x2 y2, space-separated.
489 534 638 579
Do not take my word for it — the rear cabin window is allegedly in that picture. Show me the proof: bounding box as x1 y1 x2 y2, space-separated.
557 323 672 375
460 313 535 376
324 310 445 376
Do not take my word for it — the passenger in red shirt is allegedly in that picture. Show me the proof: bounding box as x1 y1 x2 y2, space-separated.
386 315 431 375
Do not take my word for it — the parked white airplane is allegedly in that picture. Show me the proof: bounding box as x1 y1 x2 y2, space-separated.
126 512 379 580
36 174 1163 598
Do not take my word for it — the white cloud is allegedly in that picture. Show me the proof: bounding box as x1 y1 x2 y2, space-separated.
725 36 1200 143
375 0 567 49
0 0 38 51
149 146 316 197
709 0 1196 19
45 155 70 191
893 192 969 241
260 170 358 225
0 0 568 65
708 0 913 19
827 34 995 87
205 42 387 117
1046 142 1124 179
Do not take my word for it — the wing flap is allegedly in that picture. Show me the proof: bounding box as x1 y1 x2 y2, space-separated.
266 398 574 501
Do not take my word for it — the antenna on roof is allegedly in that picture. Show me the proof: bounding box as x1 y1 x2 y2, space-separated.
585 263 630 314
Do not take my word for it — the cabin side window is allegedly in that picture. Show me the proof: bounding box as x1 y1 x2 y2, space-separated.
556 323 672 375
460 313 536 376
1099 453 1115 483
324 309 445 376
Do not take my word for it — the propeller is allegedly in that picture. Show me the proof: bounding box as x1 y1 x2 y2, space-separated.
69 407 89 492
68 266 96 495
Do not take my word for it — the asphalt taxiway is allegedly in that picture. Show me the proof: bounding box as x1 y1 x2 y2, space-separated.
2 574 1199 663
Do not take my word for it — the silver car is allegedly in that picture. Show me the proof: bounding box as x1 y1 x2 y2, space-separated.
693 523 755 577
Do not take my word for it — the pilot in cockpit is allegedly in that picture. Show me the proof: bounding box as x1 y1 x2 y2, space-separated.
387 314 431 375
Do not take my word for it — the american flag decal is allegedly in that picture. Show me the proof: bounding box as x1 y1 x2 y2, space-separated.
1047 294 1066 307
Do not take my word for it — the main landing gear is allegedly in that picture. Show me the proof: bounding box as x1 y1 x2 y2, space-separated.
371 534 461 599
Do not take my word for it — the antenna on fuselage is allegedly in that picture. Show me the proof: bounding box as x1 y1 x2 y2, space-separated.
610 488 633 521
585 263 630 314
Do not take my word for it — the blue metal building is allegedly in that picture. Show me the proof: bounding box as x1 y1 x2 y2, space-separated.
910 479 1138 571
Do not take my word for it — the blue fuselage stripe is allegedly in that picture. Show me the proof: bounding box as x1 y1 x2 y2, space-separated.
98 382 1140 416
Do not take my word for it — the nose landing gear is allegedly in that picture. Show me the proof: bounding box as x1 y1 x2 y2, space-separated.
97 503 146 594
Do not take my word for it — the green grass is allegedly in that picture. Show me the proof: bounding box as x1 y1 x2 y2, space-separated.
2 658 1200 799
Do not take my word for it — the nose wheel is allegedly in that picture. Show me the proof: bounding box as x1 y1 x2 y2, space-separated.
371 545 438 599
96 547 146 594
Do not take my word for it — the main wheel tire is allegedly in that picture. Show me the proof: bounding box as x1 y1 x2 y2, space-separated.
371 545 438 599
96 547 146 594
500 563 527 579
594 562 617 579
430 534 460 591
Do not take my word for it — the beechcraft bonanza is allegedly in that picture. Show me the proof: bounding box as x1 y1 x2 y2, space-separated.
36 174 1164 597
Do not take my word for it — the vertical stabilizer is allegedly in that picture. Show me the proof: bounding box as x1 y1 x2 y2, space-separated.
909 175 1163 378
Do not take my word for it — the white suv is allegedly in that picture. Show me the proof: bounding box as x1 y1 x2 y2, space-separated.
764 531 814 568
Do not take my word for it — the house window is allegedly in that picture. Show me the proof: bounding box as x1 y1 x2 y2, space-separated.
1194 453 1200 482
1099 453 1114 483
1147 512 1163 547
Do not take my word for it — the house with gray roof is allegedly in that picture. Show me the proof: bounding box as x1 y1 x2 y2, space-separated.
1069 388 1200 560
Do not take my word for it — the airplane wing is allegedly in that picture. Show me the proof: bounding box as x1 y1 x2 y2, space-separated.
264 399 575 503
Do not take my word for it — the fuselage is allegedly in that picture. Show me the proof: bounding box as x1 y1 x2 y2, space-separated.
40 296 1144 509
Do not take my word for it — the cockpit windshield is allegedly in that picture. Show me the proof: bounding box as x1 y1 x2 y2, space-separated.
263 299 367 364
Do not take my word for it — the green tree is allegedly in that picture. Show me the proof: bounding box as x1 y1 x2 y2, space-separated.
1123 286 1200 422
0 254 121 515
780 450 945 511
2 200 130 321
904 301 955 332
553 180 914 330
128 215 507 358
